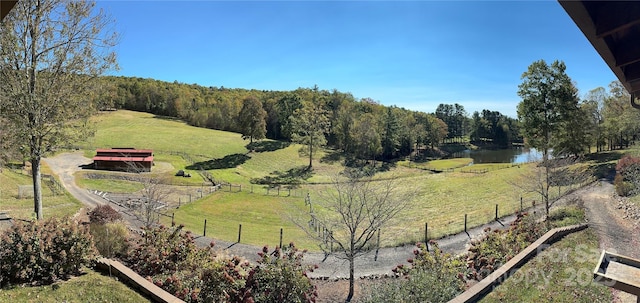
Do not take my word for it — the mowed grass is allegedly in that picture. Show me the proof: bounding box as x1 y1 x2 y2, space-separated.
165 191 316 249
480 228 611 303
0 269 150 303
0 168 82 220
87 110 248 159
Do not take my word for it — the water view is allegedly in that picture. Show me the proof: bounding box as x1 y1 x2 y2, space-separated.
451 147 543 164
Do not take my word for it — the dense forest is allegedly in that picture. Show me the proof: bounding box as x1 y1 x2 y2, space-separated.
91 76 640 161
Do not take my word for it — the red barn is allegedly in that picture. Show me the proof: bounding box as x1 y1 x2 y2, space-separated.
93 148 154 172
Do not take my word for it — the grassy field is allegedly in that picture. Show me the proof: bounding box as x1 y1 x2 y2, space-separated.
480 228 611 303
0 168 82 220
0 269 150 303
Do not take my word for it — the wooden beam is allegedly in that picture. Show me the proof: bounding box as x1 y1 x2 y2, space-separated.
614 34 640 67
594 2 640 38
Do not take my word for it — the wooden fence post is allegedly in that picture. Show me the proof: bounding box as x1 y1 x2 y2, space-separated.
279 228 283 248
520 196 523 212
203 219 207 237
171 213 175 227
495 204 498 221
464 214 467 234
425 222 429 251
238 224 242 243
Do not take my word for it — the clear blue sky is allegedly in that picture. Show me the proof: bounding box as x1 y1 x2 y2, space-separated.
98 0 616 117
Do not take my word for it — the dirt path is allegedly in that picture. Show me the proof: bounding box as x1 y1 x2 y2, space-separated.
581 180 640 303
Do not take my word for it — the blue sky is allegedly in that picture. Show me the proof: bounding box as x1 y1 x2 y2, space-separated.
99 1 616 117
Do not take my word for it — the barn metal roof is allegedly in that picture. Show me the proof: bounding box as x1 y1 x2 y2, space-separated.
560 1 640 107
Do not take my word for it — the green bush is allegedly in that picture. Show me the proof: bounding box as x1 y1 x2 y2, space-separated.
246 244 317 303
90 222 130 258
123 224 214 277
0 217 96 286
362 242 466 303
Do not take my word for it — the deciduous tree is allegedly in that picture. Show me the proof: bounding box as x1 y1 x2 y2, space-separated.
238 96 267 144
517 59 579 216
0 0 117 219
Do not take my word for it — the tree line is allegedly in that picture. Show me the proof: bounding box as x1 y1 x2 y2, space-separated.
93 76 528 162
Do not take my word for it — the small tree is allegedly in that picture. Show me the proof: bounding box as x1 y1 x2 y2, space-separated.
295 175 410 302
517 59 579 216
238 96 267 144
290 101 330 169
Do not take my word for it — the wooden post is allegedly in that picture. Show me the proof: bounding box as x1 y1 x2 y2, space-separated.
288 188 291 196
178 198 181 208
238 224 242 243
171 213 175 227
229 184 232 192
277 187 280 196
520 196 523 212
377 228 381 250
203 219 207 237
239 185 242 192
495 204 498 221
189 194 192 203
464 214 467 234
425 222 429 251
279 228 283 248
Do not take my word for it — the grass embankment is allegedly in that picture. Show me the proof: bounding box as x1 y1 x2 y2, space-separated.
75 110 617 249
0 269 150 303
480 228 611 303
0 168 81 220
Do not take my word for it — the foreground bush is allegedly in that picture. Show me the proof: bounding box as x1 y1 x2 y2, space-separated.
0 217 95 286
90 221 130 258
615 155 640 196
466 212 545 281
246 244 317 303
126 225 316 303
123 224 213 277
362 242 466 303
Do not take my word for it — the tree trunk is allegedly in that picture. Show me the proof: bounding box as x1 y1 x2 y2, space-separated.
309 134 313 169
31 156 43 220
346 255 354 302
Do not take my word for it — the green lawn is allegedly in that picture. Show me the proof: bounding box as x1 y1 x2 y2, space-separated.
165 191 316 249
0 168 82 220
480 228 611 303
0 269 150 303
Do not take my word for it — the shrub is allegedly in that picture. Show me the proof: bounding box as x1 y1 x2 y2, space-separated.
466 212 545 281
88 204 122 225
246 243 317 303
362 242 465 303
615 155 640 196
0 217 95 286
123 224 213 277
90 222 130 258
199 256 253 303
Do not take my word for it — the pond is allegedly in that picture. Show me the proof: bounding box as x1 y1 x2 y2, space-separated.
450 147 544 164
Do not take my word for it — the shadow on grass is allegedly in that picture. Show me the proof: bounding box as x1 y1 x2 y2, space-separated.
246 141 290 153
582 151 623 164
342 158 395 178
187 153 251 170
320 150 343 164
251 165 313 187
152 115 184 122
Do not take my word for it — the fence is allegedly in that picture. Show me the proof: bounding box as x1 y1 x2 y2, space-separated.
156 176 596 252
217 182 307 198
